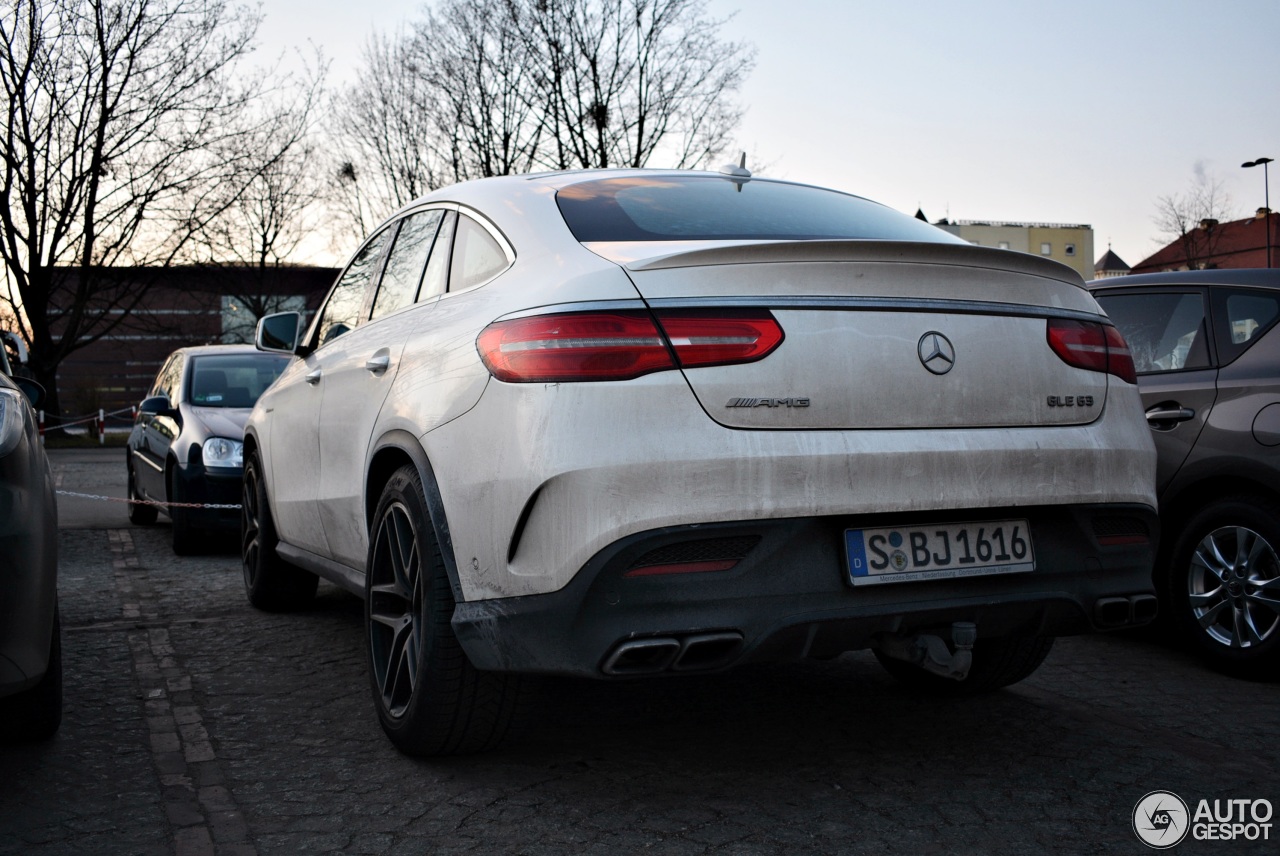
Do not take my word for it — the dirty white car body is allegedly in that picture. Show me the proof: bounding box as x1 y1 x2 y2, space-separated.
243 169 1159 755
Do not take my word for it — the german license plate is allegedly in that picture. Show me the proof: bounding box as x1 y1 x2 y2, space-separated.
845 519 1035 586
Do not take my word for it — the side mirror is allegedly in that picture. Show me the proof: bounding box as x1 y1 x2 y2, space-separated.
256 312 304 355
139 395 175 417
15 377 44 409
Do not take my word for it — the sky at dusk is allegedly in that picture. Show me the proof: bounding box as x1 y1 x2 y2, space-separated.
255 0 1280 270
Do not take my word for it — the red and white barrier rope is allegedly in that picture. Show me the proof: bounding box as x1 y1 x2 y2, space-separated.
39 406 138 445
55 490 242 510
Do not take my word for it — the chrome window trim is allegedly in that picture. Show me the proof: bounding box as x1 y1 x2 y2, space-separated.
367 207 451 323
427 203 517 301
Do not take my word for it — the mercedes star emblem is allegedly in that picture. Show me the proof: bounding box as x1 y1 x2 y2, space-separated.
918 332 956 375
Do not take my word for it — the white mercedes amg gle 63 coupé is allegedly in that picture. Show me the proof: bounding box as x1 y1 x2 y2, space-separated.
243 168 1158 755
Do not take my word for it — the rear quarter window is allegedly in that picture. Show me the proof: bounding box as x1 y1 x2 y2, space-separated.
450 215 510 291
1212 287 1280 365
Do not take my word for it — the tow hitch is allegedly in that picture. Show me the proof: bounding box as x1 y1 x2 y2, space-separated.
875 622 978 681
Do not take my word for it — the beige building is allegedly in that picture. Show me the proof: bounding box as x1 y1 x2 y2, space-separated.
932 218 1095 279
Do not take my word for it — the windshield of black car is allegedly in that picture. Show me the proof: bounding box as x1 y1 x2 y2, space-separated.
188 354 290 408
555 175 965 244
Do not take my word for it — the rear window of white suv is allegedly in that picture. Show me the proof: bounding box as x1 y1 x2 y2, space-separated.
556 175 965 244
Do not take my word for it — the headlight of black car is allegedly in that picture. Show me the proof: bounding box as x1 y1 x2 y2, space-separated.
202 437 243 468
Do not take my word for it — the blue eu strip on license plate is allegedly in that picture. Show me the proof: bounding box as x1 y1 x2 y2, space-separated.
845 519 1035 586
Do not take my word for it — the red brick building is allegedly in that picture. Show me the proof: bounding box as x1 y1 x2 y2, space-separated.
52 265 336 420
1131 208 1278 273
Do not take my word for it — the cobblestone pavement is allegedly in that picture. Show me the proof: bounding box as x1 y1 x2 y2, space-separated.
1 455 1278 855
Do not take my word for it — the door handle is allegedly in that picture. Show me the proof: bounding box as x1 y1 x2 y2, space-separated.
1145 405 1195 426
365 354 391 374
305 369 322 385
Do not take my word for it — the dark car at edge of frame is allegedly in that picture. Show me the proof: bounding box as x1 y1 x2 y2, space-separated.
0 344 60 741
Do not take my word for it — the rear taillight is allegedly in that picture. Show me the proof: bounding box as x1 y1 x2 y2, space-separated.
1103 324 1137 384
654 311 784 369
1046 319 1136 384
477 310 783 382
477 312 672 382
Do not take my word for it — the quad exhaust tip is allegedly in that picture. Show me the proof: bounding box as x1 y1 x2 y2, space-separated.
602 632 745 676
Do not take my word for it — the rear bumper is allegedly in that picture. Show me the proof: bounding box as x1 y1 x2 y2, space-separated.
452 503 1158 679
171 461 242 530
423 370 1158 602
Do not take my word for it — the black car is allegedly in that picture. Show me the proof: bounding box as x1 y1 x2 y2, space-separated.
0 346 60 741
127 345 290 554
1088 269 1280 677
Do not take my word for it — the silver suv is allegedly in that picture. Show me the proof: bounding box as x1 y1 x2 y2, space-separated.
1089 269 1280 677
245 169 1159 754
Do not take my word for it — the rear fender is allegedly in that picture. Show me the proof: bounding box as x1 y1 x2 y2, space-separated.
366 430 464 603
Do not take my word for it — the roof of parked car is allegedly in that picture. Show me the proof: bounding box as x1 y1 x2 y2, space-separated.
1087 268 1280 290
173 343 267 359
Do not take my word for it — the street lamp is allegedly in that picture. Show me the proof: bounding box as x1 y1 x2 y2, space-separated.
1242 157 1273 268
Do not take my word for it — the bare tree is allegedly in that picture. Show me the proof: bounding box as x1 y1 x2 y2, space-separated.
189 51 332 343
413 0 546 182
0 0 282 421
328 0 754 232
521 0 754 171
1153 169 1237 270
329 30 446 244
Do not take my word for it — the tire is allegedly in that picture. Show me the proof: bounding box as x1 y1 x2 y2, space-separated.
241 452 317 611
366 464 524 756
874 634 1055 695
169 470 201 556
126 462 158 525
0 605 62 742
1167 496 1280 679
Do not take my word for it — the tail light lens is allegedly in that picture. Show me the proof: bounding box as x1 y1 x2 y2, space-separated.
654 311 784 369
1103 324 1137 384
478 310 783 382
1046 319 1137 384
477 312 673 382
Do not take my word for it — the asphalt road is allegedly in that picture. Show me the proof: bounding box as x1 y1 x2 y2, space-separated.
1 449 1277 855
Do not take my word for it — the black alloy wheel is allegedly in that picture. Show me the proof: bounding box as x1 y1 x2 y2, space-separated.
366 464 523 756
240 452 316 611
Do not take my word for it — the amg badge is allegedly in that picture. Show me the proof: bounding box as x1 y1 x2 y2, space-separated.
726 397 811 408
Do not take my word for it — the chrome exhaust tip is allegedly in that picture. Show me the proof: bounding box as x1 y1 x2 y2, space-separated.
601 638 681 675
671 632 744 672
